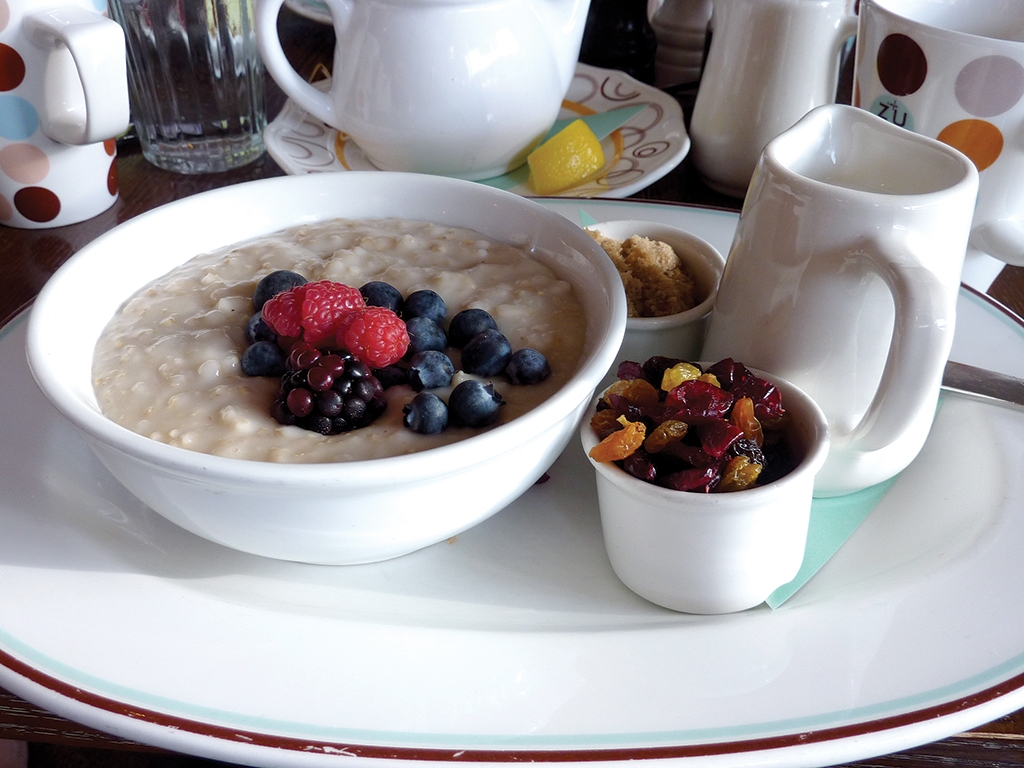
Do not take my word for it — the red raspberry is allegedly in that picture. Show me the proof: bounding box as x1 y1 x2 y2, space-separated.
262 285 305 338
300 281 365 348
262 280 365 348
336 306 410 368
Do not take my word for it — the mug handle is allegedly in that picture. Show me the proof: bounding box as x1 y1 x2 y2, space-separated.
970 220 1024 268
22 6 129 146
845 230 954 452
255 0 342 130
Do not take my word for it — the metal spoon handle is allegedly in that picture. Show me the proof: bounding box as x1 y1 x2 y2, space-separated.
943 360 1024 411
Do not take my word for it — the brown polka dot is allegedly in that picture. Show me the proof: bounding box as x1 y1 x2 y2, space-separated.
0 43 25 91
876 33 927 96
938 119 1003 171
104 138 116 156
14 186 60 222
107 156 118 195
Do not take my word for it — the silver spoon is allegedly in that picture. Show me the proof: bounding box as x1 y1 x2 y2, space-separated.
943 360 1024 411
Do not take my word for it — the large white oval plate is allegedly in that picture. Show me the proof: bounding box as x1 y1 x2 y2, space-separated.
1 199 1023 767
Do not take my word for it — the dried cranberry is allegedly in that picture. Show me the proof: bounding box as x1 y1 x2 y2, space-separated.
616 360 646 381
664 379 734 423
662 465 719 492
697 420 745 458
620 448 657 482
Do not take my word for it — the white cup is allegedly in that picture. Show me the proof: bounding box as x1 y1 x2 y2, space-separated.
0 0 129 228
702 105 979 497
586 219 724 389
689 0 858 198
254 0 590 180
856 0 1024 268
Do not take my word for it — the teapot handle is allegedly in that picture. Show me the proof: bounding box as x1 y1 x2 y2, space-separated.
843 230 954 453
255 0 339 130
21 6 130 145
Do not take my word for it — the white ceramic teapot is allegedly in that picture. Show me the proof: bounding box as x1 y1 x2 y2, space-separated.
255 0 592 180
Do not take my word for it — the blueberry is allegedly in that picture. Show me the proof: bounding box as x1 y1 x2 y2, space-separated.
241 341 285 377
405 316 447 355
407 350 455 391
448 308 498 348
375 364 409 389
245 311 276 344
360 281 404 314
253 270 307 311
505 348 551 385
448 380 504 427
460 329 512 376
403 289 446 325
403 392 449 434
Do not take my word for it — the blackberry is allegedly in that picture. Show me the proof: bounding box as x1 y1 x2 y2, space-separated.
272 352 387 434
253 270 307 311
403 392 449 434
405 316 447 355
407 350 455 391
505 348 551 384
448 380 504 427
403 289 446 325
461 328 512 376
448 308 498 348
360 281 404 314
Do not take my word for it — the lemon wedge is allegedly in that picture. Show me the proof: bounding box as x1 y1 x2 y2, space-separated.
527 119 605 195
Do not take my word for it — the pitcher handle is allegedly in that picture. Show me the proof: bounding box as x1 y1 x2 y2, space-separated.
255 0 341 131
22 6 129 145
846 231 955 452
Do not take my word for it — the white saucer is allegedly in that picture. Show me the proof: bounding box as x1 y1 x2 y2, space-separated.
3 201 1024 767
264 63 690 198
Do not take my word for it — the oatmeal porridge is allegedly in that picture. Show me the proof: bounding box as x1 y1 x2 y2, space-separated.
92 218 587 463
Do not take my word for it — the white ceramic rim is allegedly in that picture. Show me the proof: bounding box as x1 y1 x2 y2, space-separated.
26 172 627 487
866 0 1024 46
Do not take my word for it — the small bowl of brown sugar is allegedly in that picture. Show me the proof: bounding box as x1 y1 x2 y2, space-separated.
587 220 725 383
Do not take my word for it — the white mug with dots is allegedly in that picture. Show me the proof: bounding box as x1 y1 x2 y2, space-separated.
0 0 129 229
856 0 1024 270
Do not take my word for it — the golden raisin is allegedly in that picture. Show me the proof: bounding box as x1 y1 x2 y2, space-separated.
590 408 623 440
716 455 763 492
698 372 721 388
730 396 764 446
603 378 660 408
644 419 689 453
589 418 646 462
660 362 702 391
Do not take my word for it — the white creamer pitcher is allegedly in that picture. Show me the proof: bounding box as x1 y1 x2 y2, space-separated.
255 0 591 180
689 0 858 198
702 105 979 497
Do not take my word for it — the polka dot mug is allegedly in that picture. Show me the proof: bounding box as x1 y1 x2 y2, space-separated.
856 0 1024 268
0 0 129 228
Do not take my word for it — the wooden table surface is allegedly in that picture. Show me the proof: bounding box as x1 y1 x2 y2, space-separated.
2 7 1024 767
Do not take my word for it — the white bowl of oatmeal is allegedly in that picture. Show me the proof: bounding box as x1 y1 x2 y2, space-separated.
26 172 626 564
587 220 725 384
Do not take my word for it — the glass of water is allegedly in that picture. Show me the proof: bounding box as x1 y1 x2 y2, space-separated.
109 0 266 174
